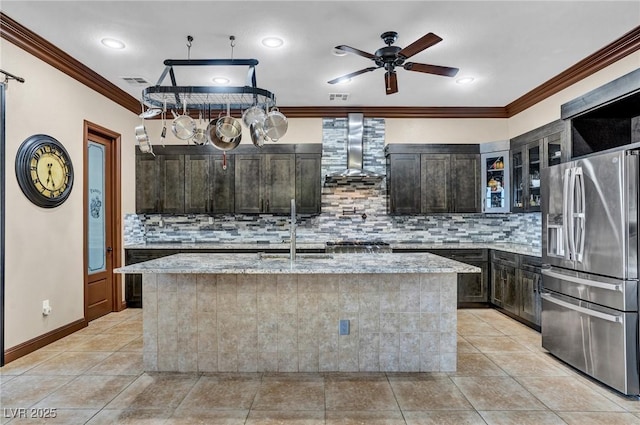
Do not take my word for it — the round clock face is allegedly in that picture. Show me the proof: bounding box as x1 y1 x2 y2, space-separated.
15 134 74 208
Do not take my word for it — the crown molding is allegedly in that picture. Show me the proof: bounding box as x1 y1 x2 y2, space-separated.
2 12 638 119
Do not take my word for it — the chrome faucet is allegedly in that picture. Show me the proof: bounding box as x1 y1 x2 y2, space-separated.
290 198 296 263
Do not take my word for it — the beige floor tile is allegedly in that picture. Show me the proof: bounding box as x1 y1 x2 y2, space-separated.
451 376 547 411
37 333 88 352
166 408 248 424
5 408 98 424
464 336 531 353
103 319 143 335
118 337 143 353
325 410 406 424
87 352 144 376
0 375 74 408
403 410 487 424
178 375 261 410
106 373 199 409
34 375 136 409
457 320 505 336
85 408 173 424
457 336 480 354
325 375 399 411
485 352 570 377
479 410 566 425
245 410 324 425
509 332 549 353
73 320 121 336
70 333 140 352
557 411 640 424
0 351 60 376
389 375 473 410
517 376 626 412
252 376 325 410
23 351 111 376
448 353 507 377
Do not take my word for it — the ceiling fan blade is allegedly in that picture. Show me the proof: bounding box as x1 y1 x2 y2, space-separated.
403 62 459 77
328 67 379 84
397 32 442 59
385 71 398 95
334 45 377 60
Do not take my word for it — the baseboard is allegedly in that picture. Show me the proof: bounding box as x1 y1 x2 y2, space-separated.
3 318 87 364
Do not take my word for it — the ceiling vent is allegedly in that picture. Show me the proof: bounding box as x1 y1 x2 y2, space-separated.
329 93 350 101
121 76 151 86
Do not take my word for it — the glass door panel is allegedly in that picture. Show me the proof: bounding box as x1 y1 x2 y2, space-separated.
528 144 541 210
88 142 106 274
512 151 524 210
481 151 509 213
547 133 562 167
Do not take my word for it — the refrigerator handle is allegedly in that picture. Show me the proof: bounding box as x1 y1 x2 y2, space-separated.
541 293 622 323
563 167 574 261
574 167 585 262
541 268 622 292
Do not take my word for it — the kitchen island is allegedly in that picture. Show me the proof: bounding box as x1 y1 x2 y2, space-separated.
116 252 479 373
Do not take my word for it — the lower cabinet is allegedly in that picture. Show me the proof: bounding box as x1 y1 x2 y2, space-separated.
490 250 542 329
124 249 180 308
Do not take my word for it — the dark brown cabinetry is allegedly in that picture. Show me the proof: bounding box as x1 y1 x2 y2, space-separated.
135 144 322 215
392 248 489 306
386 145 480 214
490 250 541 329
135 153 185 213
124 249 180 307
184 153 235 214
510 119 567 212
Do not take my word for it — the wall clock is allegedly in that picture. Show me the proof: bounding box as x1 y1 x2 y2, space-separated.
15 134 74 208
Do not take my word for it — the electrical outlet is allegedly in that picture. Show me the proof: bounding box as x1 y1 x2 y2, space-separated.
208 216 214 225
339 319 350 335
42 300 52 316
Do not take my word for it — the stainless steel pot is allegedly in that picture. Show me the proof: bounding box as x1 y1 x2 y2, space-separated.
207 115 241 151
216 101 242 143
191 111 207 145
135 124 154 155
171 101 196 140
263 107 288 141
250 121 265 148
242 105 266 128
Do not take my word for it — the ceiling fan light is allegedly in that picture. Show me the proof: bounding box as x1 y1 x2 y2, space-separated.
261 37 284 48
212 77 230 85
456 77 475 85
101 38 125 49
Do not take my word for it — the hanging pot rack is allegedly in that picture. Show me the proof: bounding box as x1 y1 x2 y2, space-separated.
141 58 277 113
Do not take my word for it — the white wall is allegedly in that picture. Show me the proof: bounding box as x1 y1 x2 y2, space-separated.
3 42 138 349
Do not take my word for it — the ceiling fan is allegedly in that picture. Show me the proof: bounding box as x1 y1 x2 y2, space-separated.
328 31 459 95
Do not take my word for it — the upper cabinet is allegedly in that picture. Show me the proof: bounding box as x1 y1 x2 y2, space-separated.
481 151 509 213
509 119 568 213
135 144 322 215
386 144 480 215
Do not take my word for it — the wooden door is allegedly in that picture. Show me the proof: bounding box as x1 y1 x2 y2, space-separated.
235 154 264 213
421 154 450 213
295 153 321 214
158 154 184 213
184 154 210 213
451 154 480 212
210 154 235 214
265 154 295 213
388 153 421 214
135 154 158 213
86 133 114 321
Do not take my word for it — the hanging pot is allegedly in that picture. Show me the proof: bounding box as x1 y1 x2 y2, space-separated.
250 121 265 148
215 101 242 142
135 124 154 155
263 107 288 142
171 100 196 140
191 110 208 145
207 113 241 151
242 105 266 128
138 107 162 119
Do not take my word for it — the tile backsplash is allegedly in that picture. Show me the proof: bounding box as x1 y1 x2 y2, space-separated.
125 118 541 247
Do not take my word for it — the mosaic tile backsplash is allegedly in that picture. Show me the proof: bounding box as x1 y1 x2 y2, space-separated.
125 118 541 247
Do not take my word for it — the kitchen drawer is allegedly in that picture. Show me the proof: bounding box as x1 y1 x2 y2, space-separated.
521 254 542 272
427 249 488 262
125 249 180 264
491 250 519 267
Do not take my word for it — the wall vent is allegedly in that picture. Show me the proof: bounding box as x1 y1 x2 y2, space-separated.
121 76 151 86
329 93 350 101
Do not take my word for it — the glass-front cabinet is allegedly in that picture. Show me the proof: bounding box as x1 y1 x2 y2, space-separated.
511 141 541 212
481 151 510 213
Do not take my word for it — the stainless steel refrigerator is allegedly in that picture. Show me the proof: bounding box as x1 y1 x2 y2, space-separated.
541 148 639 396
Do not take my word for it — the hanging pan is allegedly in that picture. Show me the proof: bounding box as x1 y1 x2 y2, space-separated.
215 99 242 142
191 110 208 145
171 99 196 140
263 107 288 142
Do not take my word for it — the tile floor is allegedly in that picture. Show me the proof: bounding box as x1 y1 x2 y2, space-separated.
1 308 640 424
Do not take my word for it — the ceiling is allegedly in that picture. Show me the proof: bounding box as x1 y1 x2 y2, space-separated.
2 1 639 109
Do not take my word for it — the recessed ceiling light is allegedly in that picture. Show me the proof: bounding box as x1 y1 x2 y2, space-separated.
456 77 475 85
212 77 230 85
101 38 125 49
332 48 347 56
261 37 284 48
335 77 351 84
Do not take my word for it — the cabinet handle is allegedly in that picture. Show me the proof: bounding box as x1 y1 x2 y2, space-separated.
209 199 213 213
260 198 263 212
266 199 270 212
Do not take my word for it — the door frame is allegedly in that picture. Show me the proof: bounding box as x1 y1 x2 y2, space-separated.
0 83 5 366
83 121 123 317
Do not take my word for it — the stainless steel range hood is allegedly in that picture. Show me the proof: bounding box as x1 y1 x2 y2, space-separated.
325 113 384 182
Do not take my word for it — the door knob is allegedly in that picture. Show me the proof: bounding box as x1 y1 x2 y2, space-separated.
106 247 113 252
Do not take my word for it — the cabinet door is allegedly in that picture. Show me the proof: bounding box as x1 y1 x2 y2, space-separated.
210 154 235 214
544 131 564 168
158 154 185 213
527 142 541 212
265 154 296 213
502 265 519 315
519 269 542 326
458 261 489 304
451 154 480 212
511 148 525 212
184 155 210 213
296 154 321 214
135 154 159 213
421 154 450 213
235 154 264 213
491 263 505 307
388 154 421 214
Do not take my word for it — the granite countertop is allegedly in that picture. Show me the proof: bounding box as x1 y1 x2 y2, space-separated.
124 241 541 257
114 252 480 275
